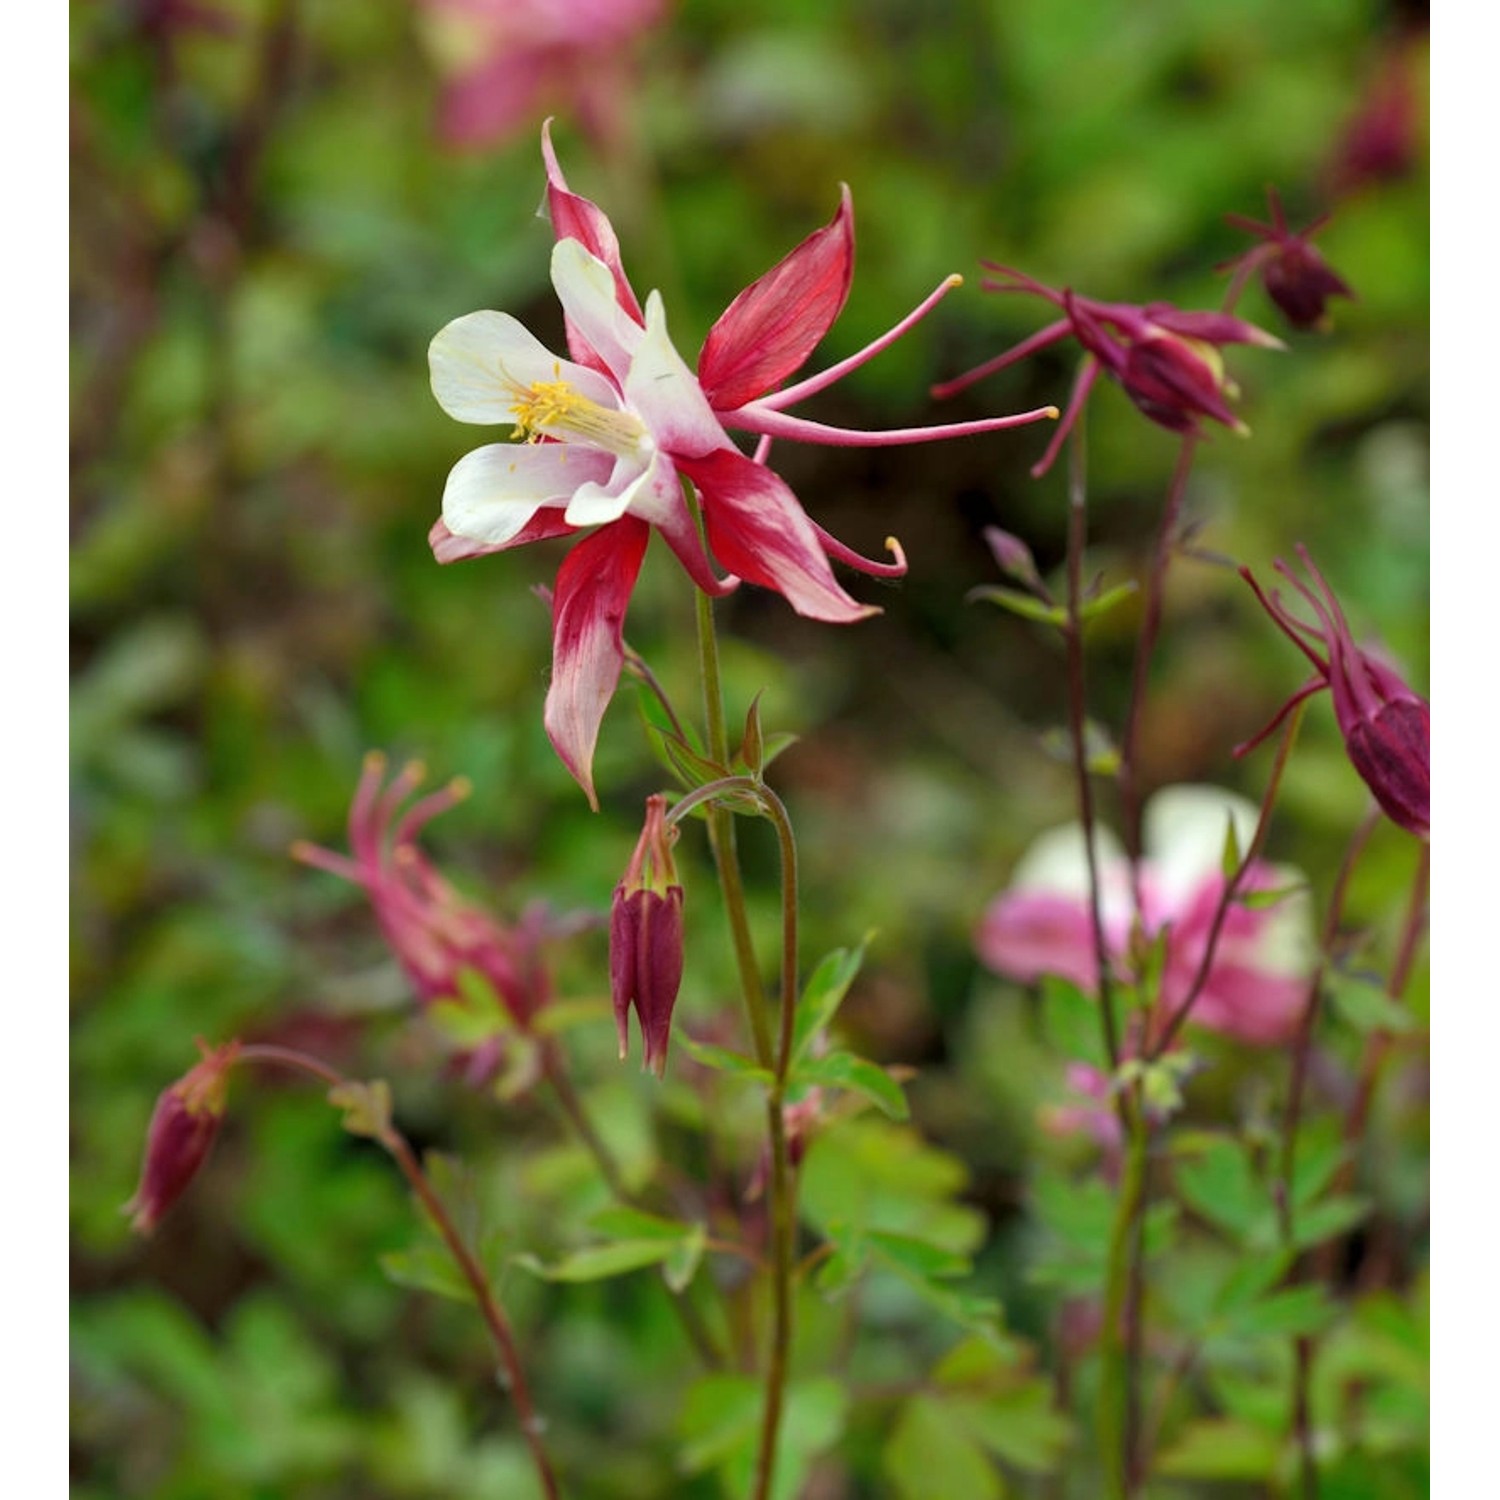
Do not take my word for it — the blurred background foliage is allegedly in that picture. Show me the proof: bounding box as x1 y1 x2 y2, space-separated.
72 0 1427 1494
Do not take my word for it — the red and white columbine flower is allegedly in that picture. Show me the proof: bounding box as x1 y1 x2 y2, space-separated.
975 785 1314 1046
429 123 1056 806
933 265 1282 478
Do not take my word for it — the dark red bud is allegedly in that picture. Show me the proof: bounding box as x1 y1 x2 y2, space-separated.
1262 244 1354 331
125 1041 240 1235
1344 698 1430 839
1121 333 1238 433
610 886 685 1077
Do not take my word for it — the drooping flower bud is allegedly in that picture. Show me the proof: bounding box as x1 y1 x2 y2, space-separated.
610 794 684 1077
124 1039 241 1235
933 267 1279 477
1240 547 1429 839
1221 188 1355 332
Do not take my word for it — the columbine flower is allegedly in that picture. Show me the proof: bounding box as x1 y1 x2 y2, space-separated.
610 794 684 1077
293 753 567 1082
1240 547 1429 839
933 266 1281 477
416 0 666 151
976 785 1314 1046
125 1039 241 1234
1220 187 1354 332
429 123 1056 805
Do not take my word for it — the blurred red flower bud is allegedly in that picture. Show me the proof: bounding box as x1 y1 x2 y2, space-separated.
125 1039 241 1235
1221 187 1354 332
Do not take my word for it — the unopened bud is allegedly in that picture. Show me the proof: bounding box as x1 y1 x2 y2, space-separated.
610 796 685 1077
124 1039 241 1235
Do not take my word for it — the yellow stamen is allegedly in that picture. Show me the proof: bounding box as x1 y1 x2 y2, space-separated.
508 377 650 460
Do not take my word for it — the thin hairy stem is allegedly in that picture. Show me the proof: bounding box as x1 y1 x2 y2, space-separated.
237 1045 561 1499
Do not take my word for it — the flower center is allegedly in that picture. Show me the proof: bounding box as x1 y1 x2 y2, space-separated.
508 378 650 461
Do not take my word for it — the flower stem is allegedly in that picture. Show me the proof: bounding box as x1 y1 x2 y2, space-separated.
237 1045 561 1500
691 592 801 1500
1118 435 1198 886
1061 418 1122 1073
1099 1098 1150 1500
1273 809 1380 1500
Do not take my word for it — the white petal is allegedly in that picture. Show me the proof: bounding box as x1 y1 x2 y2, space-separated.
625 291 731 459
563 454 645 527
442 443 610 544
1008 822 1133 939
430 310 618 424
551 240 643 384
1144 784 1259 909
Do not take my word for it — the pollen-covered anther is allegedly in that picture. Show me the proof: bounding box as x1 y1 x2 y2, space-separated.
508 378 650 459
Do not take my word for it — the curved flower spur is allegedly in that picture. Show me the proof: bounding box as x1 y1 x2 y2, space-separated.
428 122 1058 806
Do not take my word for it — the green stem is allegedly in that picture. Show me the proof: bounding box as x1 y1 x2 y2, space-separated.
691 591 800 1500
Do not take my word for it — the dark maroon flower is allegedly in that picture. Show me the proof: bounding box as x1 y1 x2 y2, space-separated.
1221 187 1355 332
125 1039 241 1234
934 266 1281 477
1240 547 1429 839
610 794 684 1076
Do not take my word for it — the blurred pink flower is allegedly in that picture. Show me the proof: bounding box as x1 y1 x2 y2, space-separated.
934 266 1281 477
417 0 667 150
976 786 1314 1046
430 125 1054 805
293 753 579 1084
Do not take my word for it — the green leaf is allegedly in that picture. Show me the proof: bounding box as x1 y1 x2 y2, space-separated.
1326 971 1416 1035
1223 1284 1336 1341
378 1245 474 1305
1174 1135 1273 1246
969 583 1067 627
513 1239 676 1282
868 1230 969 1280
676 1034 775 1084
1157 1418 1279 1479
792 943 868 1063
1289 1195 1370 1252
952 1383 1073 1472
587 1206 695 1242
677 1375 761 1474
660 732 733 793
1038 975 1110 1071
662 1222 708 1293
794 1049 908 1120
326 1078 392 1141
1077 578 1139 622
884 1396 1004 1500
1219 812 1244 879
736 692 765 776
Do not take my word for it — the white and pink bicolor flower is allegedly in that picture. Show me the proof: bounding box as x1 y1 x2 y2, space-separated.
429 123 1056 807
975 785 1314 1047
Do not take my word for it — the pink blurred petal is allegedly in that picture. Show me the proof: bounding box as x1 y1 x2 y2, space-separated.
975 889 1100 991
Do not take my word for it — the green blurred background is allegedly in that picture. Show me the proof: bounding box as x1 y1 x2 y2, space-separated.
71 0 1427 1494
